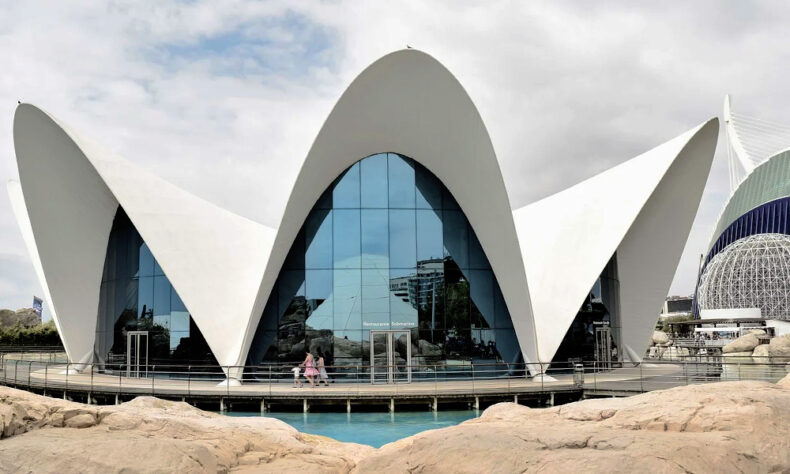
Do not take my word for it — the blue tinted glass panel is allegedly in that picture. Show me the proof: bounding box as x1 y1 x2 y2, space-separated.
469 228 491 270
445 281 470 329
154 260 165 276
333 209 360 268
305 270 333 330
443 210 469 269
279 270 305 315
171 287 187 312
442 186 460 210
170 331 188 350
389 268 418 330
361 153 388 208
361 210 388 268
138 243 155 277
417 209 443 262
153 275 170 325
470 270 494 328
334 331 362 361
305 209 332 269
333 162 360 208
283 229 305 269
388 154 415 208
138 276 154 318
333 269 361 330
416 164 442 209
171 312 190 332
494 286 513 329
389 209 416 268
361 269 390 329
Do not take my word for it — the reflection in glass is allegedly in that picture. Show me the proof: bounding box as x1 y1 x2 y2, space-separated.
389 209 416 268
417 209 443 261
334 210 360 268
333 269 361 331
305 209 332 269
361 210 388 268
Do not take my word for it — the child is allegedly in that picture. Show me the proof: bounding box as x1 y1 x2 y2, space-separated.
291 365 303 388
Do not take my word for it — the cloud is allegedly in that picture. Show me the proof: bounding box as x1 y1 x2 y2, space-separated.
1 0 788 311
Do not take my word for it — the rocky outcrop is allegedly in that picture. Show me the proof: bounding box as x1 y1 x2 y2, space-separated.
769 334 790 358
356 381 790 473
5 376 790 472
0 388 371 472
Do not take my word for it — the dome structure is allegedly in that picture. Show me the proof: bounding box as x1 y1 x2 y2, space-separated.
697 233 790 319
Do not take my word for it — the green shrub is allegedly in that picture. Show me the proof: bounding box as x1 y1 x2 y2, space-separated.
0 320 62 346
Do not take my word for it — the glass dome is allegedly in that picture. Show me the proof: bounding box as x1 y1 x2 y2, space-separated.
697 233 790 319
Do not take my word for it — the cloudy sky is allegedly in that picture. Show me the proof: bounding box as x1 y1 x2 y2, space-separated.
1 1 789 317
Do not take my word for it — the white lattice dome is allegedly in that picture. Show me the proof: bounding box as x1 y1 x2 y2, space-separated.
698 233 790 319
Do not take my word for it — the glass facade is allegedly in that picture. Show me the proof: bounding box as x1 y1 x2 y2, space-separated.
247 153 522 369
95 208 215 364
552 254 620 364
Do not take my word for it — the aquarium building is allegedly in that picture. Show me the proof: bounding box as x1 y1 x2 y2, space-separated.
8 50 718 380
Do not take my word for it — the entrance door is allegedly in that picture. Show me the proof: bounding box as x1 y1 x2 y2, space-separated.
127 331 149 377
594 324 612 370
370 330 411 384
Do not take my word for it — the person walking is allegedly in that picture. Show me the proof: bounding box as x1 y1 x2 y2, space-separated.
302 351 320 387
317 353 330 386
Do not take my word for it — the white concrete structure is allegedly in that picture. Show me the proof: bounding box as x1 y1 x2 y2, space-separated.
9 49 718 376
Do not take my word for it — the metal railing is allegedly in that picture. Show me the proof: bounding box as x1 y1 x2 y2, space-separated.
0 352 787 399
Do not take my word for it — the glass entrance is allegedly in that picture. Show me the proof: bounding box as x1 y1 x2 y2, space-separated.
370 330 411 384
594 323 612 370
127 331 149 377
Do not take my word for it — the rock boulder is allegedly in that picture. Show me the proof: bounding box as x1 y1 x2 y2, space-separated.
723 333 760 353
753 344 771 358
770 334 790 358
651 330 670 345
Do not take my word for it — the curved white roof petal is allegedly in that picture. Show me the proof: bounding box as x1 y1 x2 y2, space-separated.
241 49 539 368
12 104 276 372
514 119 718 362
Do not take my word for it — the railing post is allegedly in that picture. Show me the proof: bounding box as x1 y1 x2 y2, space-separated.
90 364 94 395
65 362 69 395
639 363 644 392
268 365 272 397
227 366 231 397
44 363 48 393
187 365 191 398
28 361 33 387
151 365 155 396
14 359 19 388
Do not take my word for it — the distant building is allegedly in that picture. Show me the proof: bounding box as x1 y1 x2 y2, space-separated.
660 296 693 320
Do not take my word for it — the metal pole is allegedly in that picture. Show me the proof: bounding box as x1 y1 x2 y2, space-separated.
28 360 33 387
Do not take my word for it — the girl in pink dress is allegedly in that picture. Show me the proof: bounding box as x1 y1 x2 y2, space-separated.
302 352 320 387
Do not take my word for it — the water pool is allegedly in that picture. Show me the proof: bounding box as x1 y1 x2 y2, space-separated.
225 410 479 447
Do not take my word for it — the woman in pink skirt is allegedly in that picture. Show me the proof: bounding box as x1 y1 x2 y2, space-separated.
301 351 320 387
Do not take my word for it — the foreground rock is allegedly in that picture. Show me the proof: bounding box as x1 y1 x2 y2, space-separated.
3 376 790 472
356 378 790 473
0 389 371 472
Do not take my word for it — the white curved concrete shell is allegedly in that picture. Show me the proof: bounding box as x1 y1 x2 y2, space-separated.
9 49 719 375
12 104 275 373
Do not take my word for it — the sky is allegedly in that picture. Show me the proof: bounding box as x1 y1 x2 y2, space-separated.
1 1 790 317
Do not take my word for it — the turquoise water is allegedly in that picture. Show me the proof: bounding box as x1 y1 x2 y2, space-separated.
225 410 479 447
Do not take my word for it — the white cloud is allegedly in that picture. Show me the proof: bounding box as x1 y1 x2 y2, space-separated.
1 0 789 311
